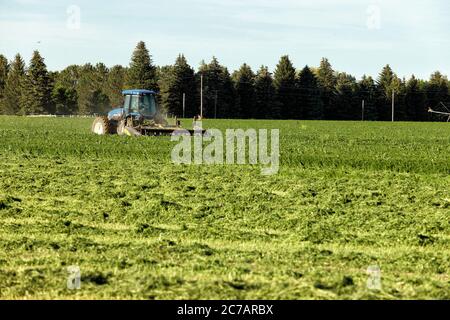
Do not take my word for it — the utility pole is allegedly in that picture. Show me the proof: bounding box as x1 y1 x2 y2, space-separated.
362 99 365 121
182 93 186 118
214 90 218 119
391 90 395 122
200 74 203 119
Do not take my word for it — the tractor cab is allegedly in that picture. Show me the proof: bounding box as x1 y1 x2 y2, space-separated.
107 89 160 123
121 89 157 118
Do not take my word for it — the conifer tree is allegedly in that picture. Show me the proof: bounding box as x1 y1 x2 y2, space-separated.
254 66 278 119
376 64 400 121
394 77 408 121
52 85 78 114
297 66 323 120
107 65 126 107
158 55 196 117
75 63 111 114
316 58 337 119
273 55 296 119
220 68 236 119
52 65 80 114
173 55 196 117
426 71 449 112
76 64 95 115
405 75 426 121
197 57 235 118
0 55 9 114
126 41 157 90
93 62 110 113
157 65 175 114
357 75 378 121
21 50 53 114
333 72 358 120
3 54 26 115
94 63 109 91
232 63 255 118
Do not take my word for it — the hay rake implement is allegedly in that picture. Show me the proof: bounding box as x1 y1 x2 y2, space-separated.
428 102 450 122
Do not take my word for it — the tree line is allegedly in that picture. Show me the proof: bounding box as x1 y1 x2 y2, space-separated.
0 41 449 121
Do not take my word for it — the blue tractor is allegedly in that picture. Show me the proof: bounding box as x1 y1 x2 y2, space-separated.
91 89 199 136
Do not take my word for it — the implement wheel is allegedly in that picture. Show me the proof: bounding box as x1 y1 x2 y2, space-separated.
91 116 112 135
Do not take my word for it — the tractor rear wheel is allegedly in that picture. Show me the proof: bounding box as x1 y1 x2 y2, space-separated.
91 116 112 135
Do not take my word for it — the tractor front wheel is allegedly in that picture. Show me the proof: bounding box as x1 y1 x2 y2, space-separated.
117 120 126 136
91 116 112 135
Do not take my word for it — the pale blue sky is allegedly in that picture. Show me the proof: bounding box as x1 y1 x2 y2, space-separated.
0 0 448 80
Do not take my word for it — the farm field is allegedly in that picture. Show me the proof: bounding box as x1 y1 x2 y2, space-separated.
0 116 449 299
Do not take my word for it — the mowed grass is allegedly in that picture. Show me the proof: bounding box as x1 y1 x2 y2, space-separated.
0 116 449 300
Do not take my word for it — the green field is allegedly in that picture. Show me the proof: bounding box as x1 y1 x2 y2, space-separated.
0 116 449 300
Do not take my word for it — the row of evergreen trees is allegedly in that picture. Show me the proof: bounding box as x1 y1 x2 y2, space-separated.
0 41 449 121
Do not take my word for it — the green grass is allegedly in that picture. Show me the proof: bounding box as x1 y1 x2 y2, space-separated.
0 116 449 299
